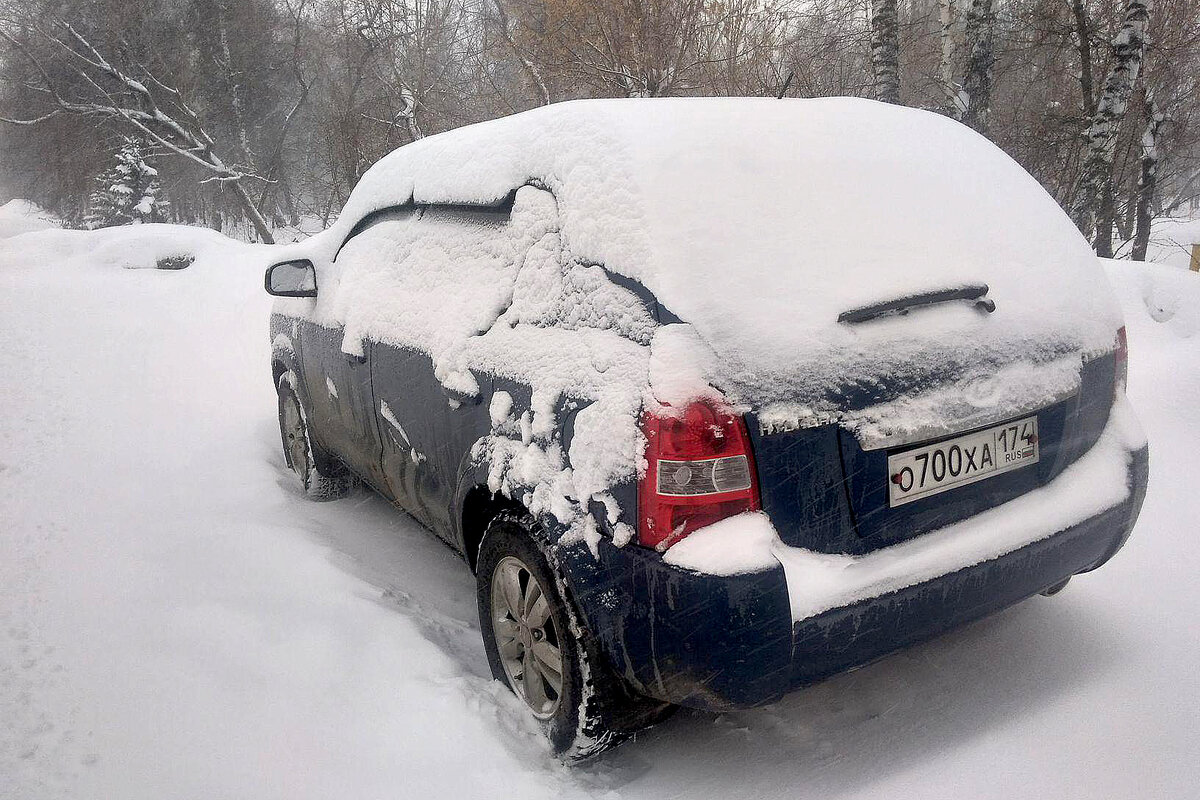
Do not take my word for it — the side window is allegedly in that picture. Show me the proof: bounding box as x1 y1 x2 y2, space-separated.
334 203 521 358
334 206 420 261
505 256 658 345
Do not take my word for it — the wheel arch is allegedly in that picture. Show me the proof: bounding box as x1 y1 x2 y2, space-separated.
270 314 302 389
460 485 533 573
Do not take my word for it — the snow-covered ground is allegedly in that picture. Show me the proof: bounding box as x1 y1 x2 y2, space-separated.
1 223 1198 799
0 199 57 238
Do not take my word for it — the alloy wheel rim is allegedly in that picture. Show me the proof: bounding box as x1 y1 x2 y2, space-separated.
282 395 310 484
491 555 564 720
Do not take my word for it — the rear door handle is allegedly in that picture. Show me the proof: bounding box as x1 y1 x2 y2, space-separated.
346 352 367 365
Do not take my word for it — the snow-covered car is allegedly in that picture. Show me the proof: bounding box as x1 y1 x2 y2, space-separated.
264 98 1149 759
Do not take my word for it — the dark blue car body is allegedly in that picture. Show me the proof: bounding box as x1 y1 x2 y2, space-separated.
270 277 1148 712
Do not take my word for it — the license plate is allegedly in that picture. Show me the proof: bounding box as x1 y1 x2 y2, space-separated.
887 416 1039 507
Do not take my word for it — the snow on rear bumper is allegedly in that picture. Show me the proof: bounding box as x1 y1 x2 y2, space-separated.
786 477 1145 688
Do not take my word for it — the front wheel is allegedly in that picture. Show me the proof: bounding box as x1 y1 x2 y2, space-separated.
277 372 354 500
476 514 672 760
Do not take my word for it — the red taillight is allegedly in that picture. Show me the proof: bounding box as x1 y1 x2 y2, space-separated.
1114 326 1128 397
637 400 761 551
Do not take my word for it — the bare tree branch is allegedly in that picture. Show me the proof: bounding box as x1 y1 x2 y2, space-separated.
0 19 276 242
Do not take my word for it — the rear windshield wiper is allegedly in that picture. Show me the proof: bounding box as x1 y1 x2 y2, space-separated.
837 284 995 325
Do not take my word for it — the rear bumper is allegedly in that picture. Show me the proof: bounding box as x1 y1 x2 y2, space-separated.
790 444 1145 688
565 443 1148 711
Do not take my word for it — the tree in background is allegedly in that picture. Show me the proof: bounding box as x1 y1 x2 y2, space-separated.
84 137 167 228
870 0 900 104
936 0 961 114
1131 90 1165 260
0 0 1198 256
1073 0 1153 257
0 0 311 243
960 0 995 133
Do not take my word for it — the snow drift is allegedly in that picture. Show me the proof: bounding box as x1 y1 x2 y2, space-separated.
0 222 249 271
0 199 57 239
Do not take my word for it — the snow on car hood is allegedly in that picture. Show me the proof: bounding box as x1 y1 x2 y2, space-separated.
308 97 1121 411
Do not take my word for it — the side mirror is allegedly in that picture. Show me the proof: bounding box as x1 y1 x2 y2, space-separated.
265 259 317 297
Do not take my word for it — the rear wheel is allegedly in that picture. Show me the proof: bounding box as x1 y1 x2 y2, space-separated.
491 554 567 720
277 372 354 500
476 514 672 760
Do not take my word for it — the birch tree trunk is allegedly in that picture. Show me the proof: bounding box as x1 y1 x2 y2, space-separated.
491 0 551 106
231 181 275 244
1074 0 1152 257
217 0 255 169
870 0 900 104
961 0 995 133
1119 184 1137 241
938 0 960 113
397 85 424 142
1132 91 1164 261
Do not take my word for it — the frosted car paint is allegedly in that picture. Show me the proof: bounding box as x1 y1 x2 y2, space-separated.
371 342 489 540
297 320 384 487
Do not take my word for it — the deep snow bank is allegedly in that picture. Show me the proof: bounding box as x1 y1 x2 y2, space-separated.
1115 216 1200 269
0 222 250 271
1102 256 1200 339
0 228 584 800
2 226 1199 799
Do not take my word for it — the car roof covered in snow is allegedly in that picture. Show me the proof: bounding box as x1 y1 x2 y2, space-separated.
311 97 1120 408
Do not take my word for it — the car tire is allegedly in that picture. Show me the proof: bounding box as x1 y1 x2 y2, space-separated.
277 371 355 500
476 513 672 761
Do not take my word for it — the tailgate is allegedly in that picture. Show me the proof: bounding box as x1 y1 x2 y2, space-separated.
748 352 1117 555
